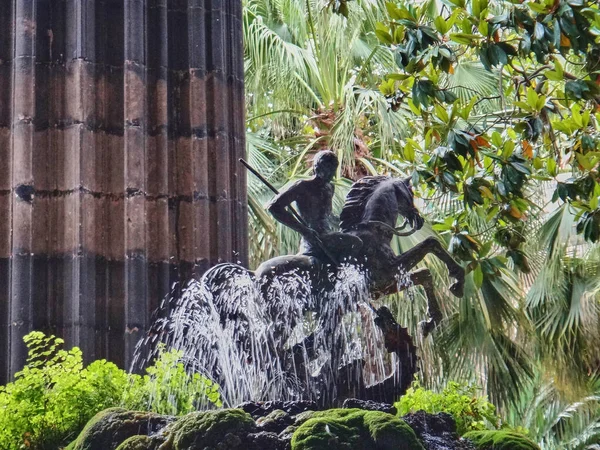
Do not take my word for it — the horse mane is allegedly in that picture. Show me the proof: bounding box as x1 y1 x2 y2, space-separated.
339 176 389 232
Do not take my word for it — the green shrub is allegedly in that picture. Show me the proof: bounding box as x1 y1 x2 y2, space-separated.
0 332 222 450
396 381 501 434
0 332 129 449
123 345 222 415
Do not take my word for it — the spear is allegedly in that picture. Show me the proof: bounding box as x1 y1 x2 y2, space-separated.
239 158 339 266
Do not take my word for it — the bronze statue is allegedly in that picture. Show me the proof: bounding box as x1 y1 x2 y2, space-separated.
267 150 338 258
202 155 465 404
266 150 361 263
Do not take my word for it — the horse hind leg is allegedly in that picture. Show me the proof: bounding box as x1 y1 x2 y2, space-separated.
405 268 442 337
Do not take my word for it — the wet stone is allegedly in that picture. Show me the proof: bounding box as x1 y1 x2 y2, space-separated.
293 410 317 425
402 411 476 450
342 398 397 415
256 409 294 433
237 400 320 419
278 425 297 443
246 431 288 450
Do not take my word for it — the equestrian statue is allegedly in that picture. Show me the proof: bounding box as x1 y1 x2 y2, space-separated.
203 150 465 405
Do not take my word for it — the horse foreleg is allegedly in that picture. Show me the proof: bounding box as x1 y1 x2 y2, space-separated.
395 237 464 297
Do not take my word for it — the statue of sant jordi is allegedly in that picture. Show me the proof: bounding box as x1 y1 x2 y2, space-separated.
203 150 465 405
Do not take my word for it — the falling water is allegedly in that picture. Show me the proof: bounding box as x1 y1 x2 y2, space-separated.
133 262 415 408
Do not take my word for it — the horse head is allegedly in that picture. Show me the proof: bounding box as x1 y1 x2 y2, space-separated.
340 176 424 237
392 177 424 235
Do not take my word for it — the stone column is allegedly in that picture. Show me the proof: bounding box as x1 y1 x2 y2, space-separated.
0 0 247 383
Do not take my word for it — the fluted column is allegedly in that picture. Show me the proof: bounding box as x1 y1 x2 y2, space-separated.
0 0 247 383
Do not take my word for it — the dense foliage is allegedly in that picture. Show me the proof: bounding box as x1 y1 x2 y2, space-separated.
0 333 221 450
373 0 600 270
242 0 600 448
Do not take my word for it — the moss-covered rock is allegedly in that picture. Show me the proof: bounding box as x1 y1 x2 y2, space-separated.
162 408 256 450
463 430 540 450
291 408 424 450
115 435 157 450
256 409 293 432
66 408 171 450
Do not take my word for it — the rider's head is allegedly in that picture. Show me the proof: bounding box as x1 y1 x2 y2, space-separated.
313 150 338 182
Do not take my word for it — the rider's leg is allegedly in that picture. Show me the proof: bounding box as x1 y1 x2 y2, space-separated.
394 237 464 297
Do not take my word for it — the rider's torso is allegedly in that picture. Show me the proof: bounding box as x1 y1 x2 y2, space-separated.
295 180 334 234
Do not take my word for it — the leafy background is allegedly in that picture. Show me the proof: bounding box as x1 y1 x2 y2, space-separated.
243 0 600 448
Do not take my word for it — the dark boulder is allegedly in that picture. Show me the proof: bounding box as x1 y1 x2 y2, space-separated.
342 398 397 415
257 409 295 433
238 400 320 419
246 430 289 450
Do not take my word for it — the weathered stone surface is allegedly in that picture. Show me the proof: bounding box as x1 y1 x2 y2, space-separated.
246 431 289 450
256 409 295 433
162 409 255 449
0 0 248 384
115 435 160 450
238 400 321 419
342 398 397 415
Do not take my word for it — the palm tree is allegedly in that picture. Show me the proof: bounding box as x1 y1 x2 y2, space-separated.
243 0 530 407
244 0 409 174
242 1 600 444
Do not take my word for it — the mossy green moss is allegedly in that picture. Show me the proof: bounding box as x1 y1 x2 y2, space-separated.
115 435 156 450
291 408 424 450
463 430 540 450
66 408 170 450
163 408 256 450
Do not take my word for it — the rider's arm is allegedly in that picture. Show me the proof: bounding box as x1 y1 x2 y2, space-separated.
267 181 313 236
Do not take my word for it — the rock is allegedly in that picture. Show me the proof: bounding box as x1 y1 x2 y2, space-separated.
257 409 295 433
279 425 298 443
115 435 160 450
66 408 171 450
276 410 318 444
294 410 318 425
462 430 540 450
342 398 397 415
247 430 288 450
402 411 475 450
69 405 502 450
238 400 320 418
162 409 256 449
290 408 425 450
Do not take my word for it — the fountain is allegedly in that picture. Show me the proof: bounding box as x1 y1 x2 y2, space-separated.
133 151 465 408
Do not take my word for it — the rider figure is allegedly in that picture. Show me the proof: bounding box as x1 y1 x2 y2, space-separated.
267 150 358 263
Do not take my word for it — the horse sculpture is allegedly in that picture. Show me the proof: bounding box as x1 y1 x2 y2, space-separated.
202 175 464 405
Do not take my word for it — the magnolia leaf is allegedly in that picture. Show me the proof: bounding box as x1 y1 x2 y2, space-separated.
450 33 479 45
